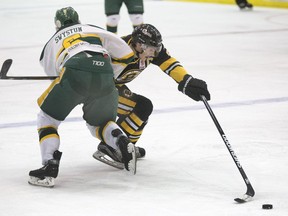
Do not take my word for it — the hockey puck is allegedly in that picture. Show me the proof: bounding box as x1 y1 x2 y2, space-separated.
262 204 273 209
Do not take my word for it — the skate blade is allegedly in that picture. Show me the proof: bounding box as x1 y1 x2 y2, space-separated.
93 151 124 170
28 176 55 188
126 143 137 175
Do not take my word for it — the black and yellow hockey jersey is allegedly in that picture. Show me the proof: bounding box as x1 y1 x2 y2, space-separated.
114 34 188 85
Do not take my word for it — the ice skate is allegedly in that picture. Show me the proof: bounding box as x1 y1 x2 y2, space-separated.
237 0 253 10
28 150 62 187
93 142 145 170
93 142 124 169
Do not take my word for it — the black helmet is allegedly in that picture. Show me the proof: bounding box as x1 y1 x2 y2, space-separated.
132 24 162 48
54 7 80 29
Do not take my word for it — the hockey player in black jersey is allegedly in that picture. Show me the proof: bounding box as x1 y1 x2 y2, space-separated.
93 24 210 169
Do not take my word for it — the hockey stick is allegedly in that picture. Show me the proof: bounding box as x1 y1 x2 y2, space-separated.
0 59 13 79
200 95 255 203
0 59 58 80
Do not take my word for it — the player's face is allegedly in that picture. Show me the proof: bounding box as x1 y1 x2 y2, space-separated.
135 43 161 58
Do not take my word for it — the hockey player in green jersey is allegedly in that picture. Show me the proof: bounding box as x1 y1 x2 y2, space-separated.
104 0 144 33
28 7 137 187
93 24 210 169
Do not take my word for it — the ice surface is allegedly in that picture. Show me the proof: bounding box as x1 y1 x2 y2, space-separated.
1 0 288 215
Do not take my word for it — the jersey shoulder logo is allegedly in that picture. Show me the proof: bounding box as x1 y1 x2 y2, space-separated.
115 69 141 84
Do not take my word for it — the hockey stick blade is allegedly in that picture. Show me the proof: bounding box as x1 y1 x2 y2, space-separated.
234 184 255 203
234 195 253 203
200 95 255 203
0 59 57 80
0 59 13 79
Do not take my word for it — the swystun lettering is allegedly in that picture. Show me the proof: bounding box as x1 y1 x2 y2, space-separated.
55 27 83 43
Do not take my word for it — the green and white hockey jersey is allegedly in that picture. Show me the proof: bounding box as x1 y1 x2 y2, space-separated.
39 24 134 77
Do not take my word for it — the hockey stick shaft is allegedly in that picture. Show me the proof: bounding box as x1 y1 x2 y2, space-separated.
200 95 255 197
2 75 58 80
0 59 58 80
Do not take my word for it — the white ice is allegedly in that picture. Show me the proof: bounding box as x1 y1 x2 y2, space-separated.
0 0 288 215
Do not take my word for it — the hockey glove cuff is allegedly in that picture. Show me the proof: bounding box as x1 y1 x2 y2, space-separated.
178 75 211 101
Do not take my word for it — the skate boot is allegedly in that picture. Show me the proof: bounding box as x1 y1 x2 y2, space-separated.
136 146 146 159
236 0 253 10
28 150 62 187
93 142 145 170
245 2 253 9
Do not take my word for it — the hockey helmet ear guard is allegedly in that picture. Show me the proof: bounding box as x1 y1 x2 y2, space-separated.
54 7 80 30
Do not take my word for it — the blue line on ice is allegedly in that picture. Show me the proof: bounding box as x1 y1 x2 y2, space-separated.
1 96 288 129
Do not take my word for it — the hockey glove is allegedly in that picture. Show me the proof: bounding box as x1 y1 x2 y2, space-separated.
178 74 211 101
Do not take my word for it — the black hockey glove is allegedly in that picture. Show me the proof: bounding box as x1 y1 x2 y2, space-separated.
178 74 211 101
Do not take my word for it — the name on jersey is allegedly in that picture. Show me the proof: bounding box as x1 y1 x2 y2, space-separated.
55 27 83 43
